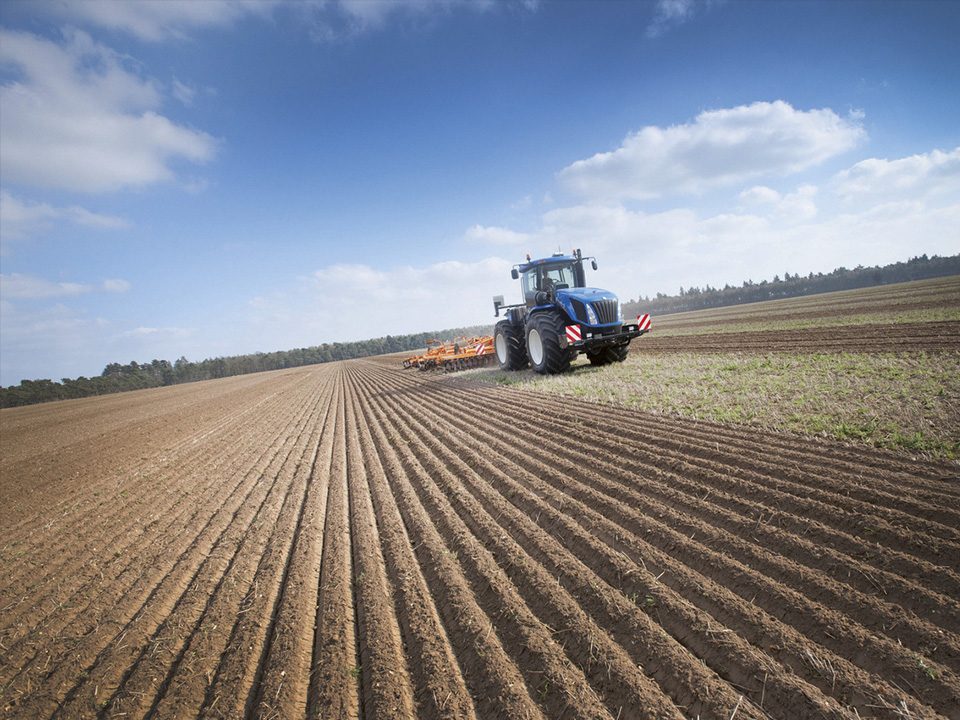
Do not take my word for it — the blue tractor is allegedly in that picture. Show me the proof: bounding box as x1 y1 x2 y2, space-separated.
492 249 650 374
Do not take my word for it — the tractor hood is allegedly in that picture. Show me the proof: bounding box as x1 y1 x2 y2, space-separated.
555 287 622 327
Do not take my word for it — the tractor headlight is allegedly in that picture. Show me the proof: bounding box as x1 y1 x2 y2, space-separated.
585 303 599 325
617 302 623 322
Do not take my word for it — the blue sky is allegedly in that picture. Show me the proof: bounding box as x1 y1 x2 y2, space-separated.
1 0 958 386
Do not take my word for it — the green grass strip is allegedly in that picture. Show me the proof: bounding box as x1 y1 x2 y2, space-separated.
465 352 960 460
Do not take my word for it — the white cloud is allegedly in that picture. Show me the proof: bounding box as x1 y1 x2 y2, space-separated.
0 191 130 246
771 185 818 223
118 326 192 339
0 300 109 383
0 28 218 193
247 257 515 350
464 224 532 246
738 185 781 205
737 184 818 223
171 77 198 106
460 144 959 303
558 101 865 201
834 147 960 205
43 0 276 42
300 0 537 43
647 0 717 38
0 298 196 384
0 273 131 299
527 195 958 303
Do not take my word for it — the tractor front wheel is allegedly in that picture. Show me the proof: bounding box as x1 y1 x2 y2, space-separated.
587 343 630 366
526 312 574 374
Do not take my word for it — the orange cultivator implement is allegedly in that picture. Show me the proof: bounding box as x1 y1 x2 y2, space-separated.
403 335 496 371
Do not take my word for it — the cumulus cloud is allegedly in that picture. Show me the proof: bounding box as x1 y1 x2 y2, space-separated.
0 191 130 245
558 101 865 201
0 28 218 193
464 224 533 246
737 184 818 223
1 273 131 299
738 185 781 205
834 147 960 204
529 196 958 304
455 144 958 304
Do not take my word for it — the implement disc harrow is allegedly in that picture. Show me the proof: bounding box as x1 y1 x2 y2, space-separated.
402 335 496 372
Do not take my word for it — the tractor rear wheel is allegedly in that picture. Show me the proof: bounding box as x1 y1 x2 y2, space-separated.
526 311 574 374
495 321 528 371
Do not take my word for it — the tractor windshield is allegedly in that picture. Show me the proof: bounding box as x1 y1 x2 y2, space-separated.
522 261 579 305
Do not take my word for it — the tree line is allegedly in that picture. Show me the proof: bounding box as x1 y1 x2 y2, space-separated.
0 325 493 409
623 253 959 317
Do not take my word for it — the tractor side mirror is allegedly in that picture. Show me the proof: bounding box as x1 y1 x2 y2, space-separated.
493 295 504 316
591 260 598 271
511 268 519 280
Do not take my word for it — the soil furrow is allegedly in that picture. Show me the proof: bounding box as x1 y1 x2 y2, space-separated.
341 370 417 718
197 368 341 720
445 376 960 551
0 372 326 704
37 374 330 720
447 369 955 488
434 375 960 600
431 376 960 648
359 364 869 719
376 366 960 624
343 365 479 720
126 368 342 719
4 348 957 720
301 376 362 720
354 371 548 720
0 373 317 639
353 369 741 720
250 369 347 719
360 363 951 718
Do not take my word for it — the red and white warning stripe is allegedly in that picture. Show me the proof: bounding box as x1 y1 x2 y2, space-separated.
637 314 651 331
474 343 486 355
565 325 582 343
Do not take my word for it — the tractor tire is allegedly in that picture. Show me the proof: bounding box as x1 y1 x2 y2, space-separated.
495 320 528 371
586 348 611 366
526 311 574 374
588 343 630 366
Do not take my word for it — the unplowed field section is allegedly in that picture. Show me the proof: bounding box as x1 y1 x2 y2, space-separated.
2 358 959 720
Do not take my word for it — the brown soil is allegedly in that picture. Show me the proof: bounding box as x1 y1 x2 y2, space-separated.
2 352 958 719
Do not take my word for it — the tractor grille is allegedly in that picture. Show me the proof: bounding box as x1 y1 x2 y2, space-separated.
570 298 619 326
592 298 619 324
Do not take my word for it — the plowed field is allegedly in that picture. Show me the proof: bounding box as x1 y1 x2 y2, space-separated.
2 351 959 719
633 320 960 354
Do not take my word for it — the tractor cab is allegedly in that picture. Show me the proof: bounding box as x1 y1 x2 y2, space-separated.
512 250 595 310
